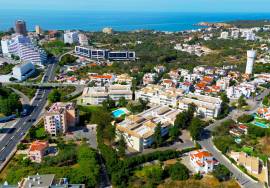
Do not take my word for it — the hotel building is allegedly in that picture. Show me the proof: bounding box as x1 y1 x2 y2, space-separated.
81 85 132 105
116 105 181 152
1 35 47 66
178 93 222 118
136 85 185 108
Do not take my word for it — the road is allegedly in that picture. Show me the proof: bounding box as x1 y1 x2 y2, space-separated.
0 62 57 169
198 89 270 188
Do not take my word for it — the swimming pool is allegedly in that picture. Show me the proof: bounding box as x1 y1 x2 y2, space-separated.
112 109 126 118
254 121 268 128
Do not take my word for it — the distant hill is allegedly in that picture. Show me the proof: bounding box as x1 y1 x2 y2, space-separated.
226 20 270 28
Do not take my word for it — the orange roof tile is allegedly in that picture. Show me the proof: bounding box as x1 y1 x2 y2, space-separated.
29 141 48 152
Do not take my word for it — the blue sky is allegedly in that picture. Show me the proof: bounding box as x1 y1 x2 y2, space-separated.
1 0 270 12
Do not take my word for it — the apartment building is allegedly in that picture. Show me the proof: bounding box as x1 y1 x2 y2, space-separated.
178 93 222 118
44 102 79 136
64 31 79 44
28 140 49 163
136 85 185 108
116 105 181 152
81 85 132 105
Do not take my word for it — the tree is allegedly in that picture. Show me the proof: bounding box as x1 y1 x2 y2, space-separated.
238 95 247 108
188 118 203 140
213 164 231 181
48 89 61 103
168 162 189 180
102 97 116 111
220 92 230 104
237 114 254 123
263 96 269 106
118 97 128 107
117 135 126 157
153 123 162 148
169 125 180 141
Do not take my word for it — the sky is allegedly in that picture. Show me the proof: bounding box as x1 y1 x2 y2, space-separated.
1 0 270 12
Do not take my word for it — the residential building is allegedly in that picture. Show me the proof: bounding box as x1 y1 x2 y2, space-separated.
115 74 133 84
81 85 132 105
116 105 181 152
64 31 79 44
154 65 166 74
178 93 222 118
102 27 113 34
16 174 85 188
220 31 229 39
89 74 115 86
44 102 79 136
12 62 35 81
78 33 88 46
1 35 47 66
28 140 49 163
15 20 27 36
226 82 256 99
35 25 42 35
257 107 270 120
142 73 157 85
189 149 218 174
231 29 240 39
230 151 260 175
136 85 185 107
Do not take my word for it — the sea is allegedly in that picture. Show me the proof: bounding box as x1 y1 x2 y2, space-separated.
1 10 270 32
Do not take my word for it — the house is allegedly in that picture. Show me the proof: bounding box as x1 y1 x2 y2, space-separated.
28 141 49 163
143 73 157 85
257 107 270 120
189 149 218 174
230 151 260 175
154 65 166 74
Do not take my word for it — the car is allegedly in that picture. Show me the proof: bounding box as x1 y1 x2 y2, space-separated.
0 157 6 162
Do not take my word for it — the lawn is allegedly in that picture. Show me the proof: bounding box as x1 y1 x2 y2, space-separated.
0 64 14 75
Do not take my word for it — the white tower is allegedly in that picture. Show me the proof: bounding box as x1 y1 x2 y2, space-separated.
245 50 256 74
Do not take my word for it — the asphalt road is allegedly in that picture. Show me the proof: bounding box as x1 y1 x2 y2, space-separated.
198 89 270 188
0 62 57 167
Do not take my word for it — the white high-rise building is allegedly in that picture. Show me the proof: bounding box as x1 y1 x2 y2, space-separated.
245 50 256 75
64 31 79 44
1 35 47 66
78 34 88 46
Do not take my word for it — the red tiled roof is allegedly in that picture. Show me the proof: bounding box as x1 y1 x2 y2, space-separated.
29 141 48 152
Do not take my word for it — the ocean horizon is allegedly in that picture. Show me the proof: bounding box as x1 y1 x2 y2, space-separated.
1 10 270 32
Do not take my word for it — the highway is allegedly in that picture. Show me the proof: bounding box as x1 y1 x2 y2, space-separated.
198 89 270 188
0 62 57 168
